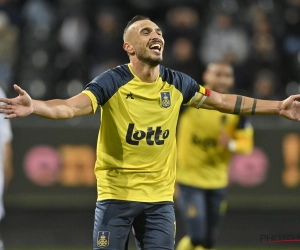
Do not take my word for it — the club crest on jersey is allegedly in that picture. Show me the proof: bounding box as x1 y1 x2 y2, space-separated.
97 231 110 248
160 92 171 108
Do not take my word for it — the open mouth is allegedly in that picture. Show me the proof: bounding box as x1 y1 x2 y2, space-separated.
149 43 162 53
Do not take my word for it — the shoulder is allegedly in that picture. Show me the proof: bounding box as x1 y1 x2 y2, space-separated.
159 65 193 85
159 65 200 104
91 64 134 86
84 64 134 106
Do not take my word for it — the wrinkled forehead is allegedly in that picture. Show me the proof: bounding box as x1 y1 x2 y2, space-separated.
124 19 160 40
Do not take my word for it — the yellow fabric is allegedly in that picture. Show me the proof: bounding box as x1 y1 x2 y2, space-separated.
83 66 206 202
177 108 253 189
82 90 98 114
234 128 254 153
176 236 195 250
199 85 206 95
184 92 204 107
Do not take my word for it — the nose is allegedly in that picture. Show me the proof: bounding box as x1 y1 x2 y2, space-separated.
150 31 161 40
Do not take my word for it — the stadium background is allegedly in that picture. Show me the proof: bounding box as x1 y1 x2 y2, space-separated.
1 0 300 249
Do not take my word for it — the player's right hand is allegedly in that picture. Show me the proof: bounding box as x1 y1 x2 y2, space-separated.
0 84 33 119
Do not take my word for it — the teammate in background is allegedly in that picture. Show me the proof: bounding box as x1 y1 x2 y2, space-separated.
0 16 300 250
175 62 254 250
282 133 300 188
0 87 13 250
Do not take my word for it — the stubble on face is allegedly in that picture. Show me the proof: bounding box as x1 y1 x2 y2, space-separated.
125 20 164 67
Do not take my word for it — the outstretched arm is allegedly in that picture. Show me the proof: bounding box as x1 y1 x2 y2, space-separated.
194 90 300 121
0 84 94 119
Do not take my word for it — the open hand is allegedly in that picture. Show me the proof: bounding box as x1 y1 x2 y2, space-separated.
0 84 33 119
280 94 300 121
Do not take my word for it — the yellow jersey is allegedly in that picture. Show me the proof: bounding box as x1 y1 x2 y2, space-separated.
82 64 209 202
176 107 253 189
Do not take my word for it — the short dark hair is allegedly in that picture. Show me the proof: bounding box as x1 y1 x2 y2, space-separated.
206 61 233 70
123 15 150 40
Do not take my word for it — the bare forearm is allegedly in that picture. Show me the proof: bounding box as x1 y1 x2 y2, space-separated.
203 92 282 115
32 93 93 119
0 86 93 119
33 99 75 119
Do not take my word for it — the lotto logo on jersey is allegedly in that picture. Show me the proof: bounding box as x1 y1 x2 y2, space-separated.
126 123 170 146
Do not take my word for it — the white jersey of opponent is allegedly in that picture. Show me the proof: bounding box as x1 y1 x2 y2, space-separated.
0 87 12 220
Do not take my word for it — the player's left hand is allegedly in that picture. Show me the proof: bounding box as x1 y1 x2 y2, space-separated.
280 94 300 121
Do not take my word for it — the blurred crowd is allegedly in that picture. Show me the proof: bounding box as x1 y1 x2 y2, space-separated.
1 0 300 100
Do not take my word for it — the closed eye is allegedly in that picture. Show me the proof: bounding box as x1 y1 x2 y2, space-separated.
140 27 162 36
140 28 151 35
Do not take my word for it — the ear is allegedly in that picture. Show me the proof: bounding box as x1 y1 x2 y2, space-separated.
123 42 135 55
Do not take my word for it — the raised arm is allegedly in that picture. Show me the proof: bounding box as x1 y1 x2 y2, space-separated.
195 90 300 121
0 84 94 119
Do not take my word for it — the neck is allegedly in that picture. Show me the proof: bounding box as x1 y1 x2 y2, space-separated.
129 58 160 83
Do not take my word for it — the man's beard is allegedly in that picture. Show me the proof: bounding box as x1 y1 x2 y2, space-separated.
136 51 163 67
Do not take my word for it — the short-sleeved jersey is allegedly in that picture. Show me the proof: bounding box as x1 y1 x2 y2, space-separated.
82 64 209 202
176 107 253 189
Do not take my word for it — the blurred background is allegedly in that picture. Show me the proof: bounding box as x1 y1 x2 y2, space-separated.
1 0 300 249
